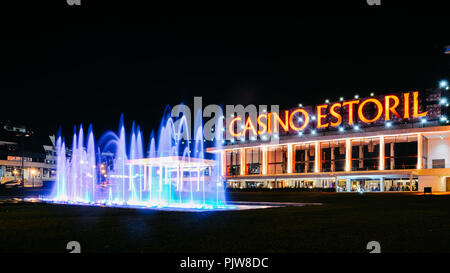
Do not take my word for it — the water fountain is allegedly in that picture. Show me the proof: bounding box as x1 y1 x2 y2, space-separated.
45 109 229 211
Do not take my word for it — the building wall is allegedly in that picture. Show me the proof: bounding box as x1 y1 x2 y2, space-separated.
418 175 445 192
427 136 450 168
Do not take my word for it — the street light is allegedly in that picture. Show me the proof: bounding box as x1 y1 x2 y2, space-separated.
30 168 37 188
15 132 31 191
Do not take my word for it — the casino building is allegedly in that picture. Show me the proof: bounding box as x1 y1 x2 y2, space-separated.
208 88 450 192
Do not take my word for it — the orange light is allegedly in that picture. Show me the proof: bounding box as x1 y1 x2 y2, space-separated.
316 104 329 128
243 116 258 136
412 91 427 118
403 92 410 118
289 108 309 131
329 102 342 127
228 117 242 137
257 114 268 134
272 110 290 133
342 100 360 125
384 95 401 120
358 98 383 123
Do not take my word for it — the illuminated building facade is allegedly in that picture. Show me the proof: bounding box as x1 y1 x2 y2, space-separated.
208 89 450 192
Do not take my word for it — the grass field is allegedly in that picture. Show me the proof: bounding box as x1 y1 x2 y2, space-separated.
1 192 450 253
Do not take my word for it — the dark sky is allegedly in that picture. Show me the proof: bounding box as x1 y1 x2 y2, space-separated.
0 10 448 141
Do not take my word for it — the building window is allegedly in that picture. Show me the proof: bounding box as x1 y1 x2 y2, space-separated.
351 138 380 171
294 143 315 173
384 135 418 170
321 141 346 172
226 150 241 176
432 159 445 168
268 146 287 174
245 148 261 175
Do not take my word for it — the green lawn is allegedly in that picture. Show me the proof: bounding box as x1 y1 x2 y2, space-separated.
1 192 450 253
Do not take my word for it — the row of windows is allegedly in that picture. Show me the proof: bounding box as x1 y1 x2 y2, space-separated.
225 136 422 176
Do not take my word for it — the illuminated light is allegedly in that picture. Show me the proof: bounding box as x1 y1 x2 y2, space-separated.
250 136 256 141
262 109 267 113
230 114 234 117
316 104 329 128
342 100 360 125
289 108 309 131
440 98 448 105
298 103 303 107
421 118 427 124
228 116 242 137
338 127 344 132
329 103 342 127
403 92 410 118
230 139 235 143
298 117 303 122
240 124 245 129
385 95 401 120
273 134 279 139
298 131 303 136
339 97 344 101
439 80 448 88
370 92 375 96
385 122 392 127
353 125 360 131
261 135 267 140
257 113 268 134
440 116 448 122
311 115 316 121
325 99 330 103
412 91 428 118
243 116 258 136
311 129 316 135
358 98 383 123
240 138 245 142
354 94 359 99
446 86 449 90
272 110 290 133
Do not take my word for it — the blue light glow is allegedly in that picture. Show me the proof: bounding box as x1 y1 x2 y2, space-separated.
47 112 228 210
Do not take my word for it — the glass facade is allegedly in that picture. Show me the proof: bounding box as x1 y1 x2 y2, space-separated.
267 146 287 174
225 150 241 176
351 138 380 171
245 148 261 175
294 143 315 173
384 135 417 170
321 141 346 172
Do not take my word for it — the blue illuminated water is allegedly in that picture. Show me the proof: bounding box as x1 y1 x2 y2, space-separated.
47 110 228 210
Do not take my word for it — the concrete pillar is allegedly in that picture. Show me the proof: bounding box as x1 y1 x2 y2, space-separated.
287 144 293 173
417 133 423 170
345 139 351 172
346 178 351 192
390 143 395 170
221 150 226 176
410 173 413 192
262 146 267 175
379 136 385 170
314 141 321 173
331 145 335 172
240 148 245 175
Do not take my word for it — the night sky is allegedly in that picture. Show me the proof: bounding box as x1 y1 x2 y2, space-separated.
1 8 448 141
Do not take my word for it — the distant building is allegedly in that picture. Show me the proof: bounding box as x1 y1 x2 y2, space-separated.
0 121 56 187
